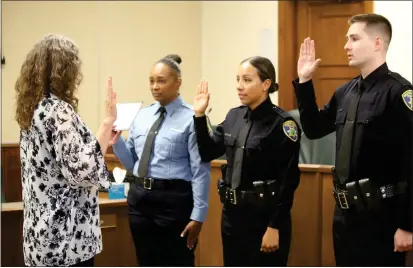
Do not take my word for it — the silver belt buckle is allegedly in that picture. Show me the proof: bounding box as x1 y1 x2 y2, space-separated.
226 189 237 205
143 178 152 190
337 191 349 209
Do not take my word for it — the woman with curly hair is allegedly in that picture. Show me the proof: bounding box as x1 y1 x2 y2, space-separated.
15 34 117 267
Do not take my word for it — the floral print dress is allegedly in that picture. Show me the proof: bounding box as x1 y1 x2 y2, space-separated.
19 94 110 266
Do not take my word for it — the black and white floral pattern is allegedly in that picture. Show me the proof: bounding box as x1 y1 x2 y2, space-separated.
19 94 109 266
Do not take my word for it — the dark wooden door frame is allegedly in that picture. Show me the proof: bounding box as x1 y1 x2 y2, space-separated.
277 1 374 112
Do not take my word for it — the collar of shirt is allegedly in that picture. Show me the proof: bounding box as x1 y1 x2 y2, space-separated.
360 62 389 90
152 94 183 117
244 97 274 120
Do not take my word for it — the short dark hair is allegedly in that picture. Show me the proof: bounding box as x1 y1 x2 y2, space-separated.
156 54 182 77
240 56 279 94
349 13 392 50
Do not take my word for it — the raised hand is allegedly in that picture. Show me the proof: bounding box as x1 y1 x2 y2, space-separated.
194 80 210 117
105 76 117 123
297 37 322 83
109 126 122 146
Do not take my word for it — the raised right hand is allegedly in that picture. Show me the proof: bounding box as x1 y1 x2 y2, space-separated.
297 37 322 83
194 80 210 117
109 126 122 146
105 76 117 123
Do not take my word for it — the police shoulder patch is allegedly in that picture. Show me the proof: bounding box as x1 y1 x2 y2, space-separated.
283 120 298 142
402 89 413 111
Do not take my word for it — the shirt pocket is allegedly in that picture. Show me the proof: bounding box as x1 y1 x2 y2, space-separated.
133 128 148 156
162 129 189 160
356 92 382 126
335 108 346 127
223 134 236 167
245 138 261 157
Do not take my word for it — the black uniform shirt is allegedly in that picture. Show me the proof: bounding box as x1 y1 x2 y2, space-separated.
292 62 412 231
193 97 301 228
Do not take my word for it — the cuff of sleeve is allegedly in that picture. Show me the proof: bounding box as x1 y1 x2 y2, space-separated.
399 216 412 232
268 214 282 229
111 136 126 156
190 207 207 223
193 115 208 127
292 78 316 101
93 140 111 190
193 114 211 139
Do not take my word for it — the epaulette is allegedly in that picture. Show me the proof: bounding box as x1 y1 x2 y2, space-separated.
231 104 248 110
228 104 248 114
181 102 193 110
272 105 291 119
388 71 413 111
139 103 153 111
272 105 300 142
388 71 412 87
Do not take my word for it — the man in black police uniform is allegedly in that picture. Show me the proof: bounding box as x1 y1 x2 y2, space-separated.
292 14 412 266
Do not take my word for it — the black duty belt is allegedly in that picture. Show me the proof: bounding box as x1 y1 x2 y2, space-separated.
218 182 278 205
333 178 407 210
130 177 191 191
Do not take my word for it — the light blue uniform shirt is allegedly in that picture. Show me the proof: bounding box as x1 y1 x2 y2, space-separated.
112 95 211 222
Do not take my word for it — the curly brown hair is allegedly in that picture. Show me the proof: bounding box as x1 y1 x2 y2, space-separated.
15 34 83 130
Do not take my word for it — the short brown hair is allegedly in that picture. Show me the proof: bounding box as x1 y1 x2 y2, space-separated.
15 34 83 130
349 13 392 50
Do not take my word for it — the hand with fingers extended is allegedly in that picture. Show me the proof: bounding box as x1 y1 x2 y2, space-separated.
105 76 118 124
109 126 122 146
194 80 210 117
297 37 322 83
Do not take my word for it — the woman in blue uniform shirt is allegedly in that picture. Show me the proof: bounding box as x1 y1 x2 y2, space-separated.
193 56 301 266
111 54 211 266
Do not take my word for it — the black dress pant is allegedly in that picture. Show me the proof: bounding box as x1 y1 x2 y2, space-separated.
127 181 195 267
221 202 292 267
333 205 407 267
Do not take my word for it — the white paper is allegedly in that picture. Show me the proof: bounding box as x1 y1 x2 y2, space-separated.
113 102 143 131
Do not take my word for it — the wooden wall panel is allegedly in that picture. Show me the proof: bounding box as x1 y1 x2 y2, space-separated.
321 172 336 266
198 161 223 266
1 210 24 267
289 169 323 266
1 143 22 202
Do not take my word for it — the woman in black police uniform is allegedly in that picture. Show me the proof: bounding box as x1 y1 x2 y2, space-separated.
192 56 301 266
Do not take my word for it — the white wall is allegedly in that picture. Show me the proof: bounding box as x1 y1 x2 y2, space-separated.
2 1 412 141
201 1 278 125
1 1 202 142
374 1 413 83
